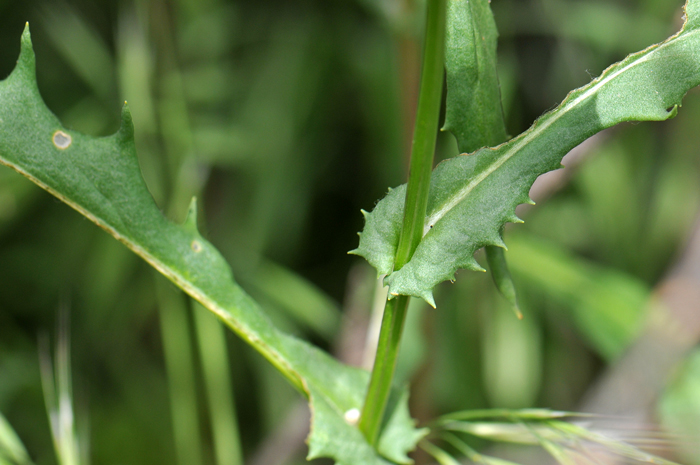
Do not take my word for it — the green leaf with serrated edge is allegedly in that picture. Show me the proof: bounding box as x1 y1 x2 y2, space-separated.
443 0 521 316
443 0 507 152
378 389 429 464
0 26 424 465
354 1 700 304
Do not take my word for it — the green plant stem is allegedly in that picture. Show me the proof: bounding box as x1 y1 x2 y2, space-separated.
359 295 410 445
193 303 244 465
359 0 446 446
155 276 204 465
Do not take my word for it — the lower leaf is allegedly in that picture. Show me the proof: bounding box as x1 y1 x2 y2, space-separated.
0 26 424 465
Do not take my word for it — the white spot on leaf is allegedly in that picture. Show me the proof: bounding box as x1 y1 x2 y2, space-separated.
52 131 72 149
344 408 360 425
191 240 203 253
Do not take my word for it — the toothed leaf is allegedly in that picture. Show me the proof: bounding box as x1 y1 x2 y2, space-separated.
355 3 700 303
443 0 522 314
0 26 424 465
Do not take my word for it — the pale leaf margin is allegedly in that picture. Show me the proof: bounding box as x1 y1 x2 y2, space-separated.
0 24 426 465
353 0 700 305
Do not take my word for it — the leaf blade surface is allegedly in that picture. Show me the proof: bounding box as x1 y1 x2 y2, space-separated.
0 26 424 465
355 4 700 303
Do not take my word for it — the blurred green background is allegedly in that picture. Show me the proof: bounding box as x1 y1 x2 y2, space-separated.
1 0 700 464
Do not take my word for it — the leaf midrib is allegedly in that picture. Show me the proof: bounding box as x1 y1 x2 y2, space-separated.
0 154 304 393
422 26 693 237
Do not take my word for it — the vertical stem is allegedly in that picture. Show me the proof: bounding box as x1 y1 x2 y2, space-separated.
394 0 447 272
358 295 410 444
156 276 205 465
359 0 447 446
193 303 244 465
150 3 245 463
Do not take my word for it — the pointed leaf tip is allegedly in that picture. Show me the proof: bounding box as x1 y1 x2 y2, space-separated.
22 22 31 41
422 292 436 308
469 260 487 273
118 102 135 138
491 236 507 250
183 197 199 232
16 22 36 76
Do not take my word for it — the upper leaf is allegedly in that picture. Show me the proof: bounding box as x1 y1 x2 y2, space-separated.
0 26 425 465
443 0 507 153
443 0 521 315
353 0 700 305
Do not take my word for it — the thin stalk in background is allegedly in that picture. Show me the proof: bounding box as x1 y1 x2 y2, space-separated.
38 310 85 465
359 0 447 446
144 0 246 463
193 303 244 465
155 277 205 465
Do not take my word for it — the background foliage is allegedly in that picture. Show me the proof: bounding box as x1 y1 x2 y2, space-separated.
1 0 699 464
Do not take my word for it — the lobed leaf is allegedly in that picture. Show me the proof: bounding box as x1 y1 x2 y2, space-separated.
443 0 521 315
0 26 425 465
354 0 700 304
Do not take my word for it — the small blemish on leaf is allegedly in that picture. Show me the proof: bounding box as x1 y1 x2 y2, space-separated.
191 240 203 253
343 408 360 425
52 130 72 149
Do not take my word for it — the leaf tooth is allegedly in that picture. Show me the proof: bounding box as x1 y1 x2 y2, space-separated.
464 257 486 273
490 235 508 250
347 247 364 258
118 102 135 141
420 291 436 308
13 23 38 89
21 22 32 50
515 194 535 206
482 229 506 249
183 197 199 233
505 213 524 224
360 209 369 219
513 191 533 205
